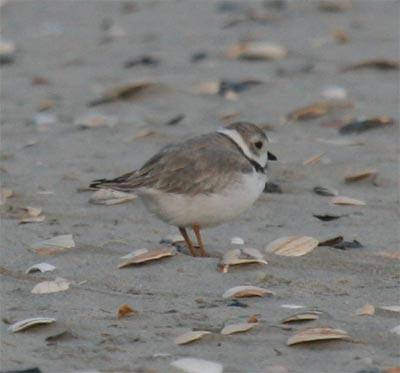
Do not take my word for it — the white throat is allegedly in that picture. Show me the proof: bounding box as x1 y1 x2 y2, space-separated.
218 128 267 168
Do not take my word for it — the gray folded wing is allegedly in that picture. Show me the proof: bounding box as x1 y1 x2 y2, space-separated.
92 133 253 195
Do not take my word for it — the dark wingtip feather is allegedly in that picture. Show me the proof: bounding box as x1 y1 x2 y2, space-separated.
89 179 109 189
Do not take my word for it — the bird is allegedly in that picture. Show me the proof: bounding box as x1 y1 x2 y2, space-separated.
90 121 276 257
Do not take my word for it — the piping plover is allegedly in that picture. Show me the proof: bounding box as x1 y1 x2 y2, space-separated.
90 122 276 257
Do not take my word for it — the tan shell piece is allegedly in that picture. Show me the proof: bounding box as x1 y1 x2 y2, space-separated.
193 81 220 95
175 330 211 345
375 252 400 259
303 153 325 165
0 188 14 204
281 312 320 323
118 247 176 268
354 304 375 316
225 42 287 60
330 196 366 206
221 322 257 335
22 207 42 217
222 286 273 299
30 234 75 255
287 101 352 121
98 79 154 101
287 327 349 346
265 236 319 256
19 216 46 224
75 113 117 129
345 169 377 183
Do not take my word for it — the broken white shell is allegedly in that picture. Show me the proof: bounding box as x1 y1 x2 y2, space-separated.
280 304 305 309
8 317 56 333
174 331 211 345
31 234 75 251
223 285 273 299
220 248 267 266
25 262 56 274
390 325 400 336
171 358 223 373
231 236 245 245
31 277 70 294
322 86 347 101
378 306 400 313
120 248 149 259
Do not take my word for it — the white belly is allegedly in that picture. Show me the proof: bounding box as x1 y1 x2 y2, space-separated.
137 171 266 227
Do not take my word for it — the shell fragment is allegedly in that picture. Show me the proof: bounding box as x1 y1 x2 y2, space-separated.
265 236 319 256
25 262 56 274
171 358 223 373
223 285 273 299
287 327 349 345
8 317 56 333
118 247 176 268
221 322 257 335
175 331 211 345
218 247 267 272
30 234 75 255
281 311 321 323
330 196 366 206
31 277 70 294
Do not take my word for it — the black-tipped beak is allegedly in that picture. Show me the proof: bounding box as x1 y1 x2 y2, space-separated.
268 151 277 161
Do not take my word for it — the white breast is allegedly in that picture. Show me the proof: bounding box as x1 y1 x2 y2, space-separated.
138 170 267 228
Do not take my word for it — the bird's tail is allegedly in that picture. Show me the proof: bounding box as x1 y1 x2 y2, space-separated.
89 170 138 191
89 179 111 189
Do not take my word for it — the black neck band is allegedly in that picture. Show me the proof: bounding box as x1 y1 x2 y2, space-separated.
219 133 265 174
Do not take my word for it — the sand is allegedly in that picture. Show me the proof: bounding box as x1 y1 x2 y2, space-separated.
1 0 399 372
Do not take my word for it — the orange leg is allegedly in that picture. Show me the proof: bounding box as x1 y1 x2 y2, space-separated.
179 227 198 257
193 224 209 257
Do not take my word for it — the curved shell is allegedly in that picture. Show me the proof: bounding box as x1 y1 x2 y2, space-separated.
223 285 273 299
265 236 319 256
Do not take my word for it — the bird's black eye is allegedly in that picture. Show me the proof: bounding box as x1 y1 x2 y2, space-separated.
254 141 263 149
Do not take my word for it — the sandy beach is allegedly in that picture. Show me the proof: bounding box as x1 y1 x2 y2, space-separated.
1 1 399 372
